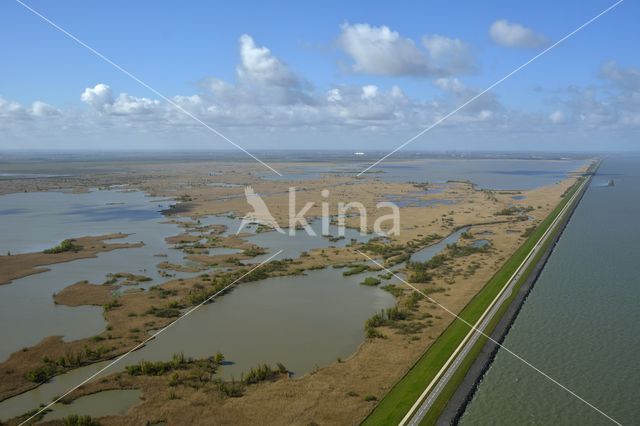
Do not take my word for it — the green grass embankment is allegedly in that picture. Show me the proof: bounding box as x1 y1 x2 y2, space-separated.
362 177 586 426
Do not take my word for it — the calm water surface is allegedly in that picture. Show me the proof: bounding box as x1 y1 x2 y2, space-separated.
41 390 141 422
0 188 395 420
0 189 191 361
263 158 587 190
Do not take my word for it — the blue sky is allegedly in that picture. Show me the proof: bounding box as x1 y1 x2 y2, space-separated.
1 0 638 151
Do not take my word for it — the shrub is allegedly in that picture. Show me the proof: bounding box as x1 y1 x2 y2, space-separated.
43 239 81 254
360 277 381 286
342 264 369 276
408 270 432 283
102 299 122 312
243 363 278 384
25 365 56 383
365 326 385 339
381 284 403 297
243 246 266 257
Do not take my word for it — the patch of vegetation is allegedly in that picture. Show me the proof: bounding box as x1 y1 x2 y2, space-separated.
360 239 405 259
365 327 386 339
242 246 267 257
126 352 222 377
406 259 437 283
342 264 370 276
255 224 273 233
360 277 381 286
403 292 423 310
16 408 51 424
522 225 537 237
61 415 101 426
146 306 181 318
495 205 534 216
25 364 56 383
446 242 490 258
409 233 443 248
408 270 432 283
150 286 178 299
364 306 413 338
43 239 81 254
102 299 122 312
243 363 284 384
217 380 245 397
381 284 403 297
464 261 481 277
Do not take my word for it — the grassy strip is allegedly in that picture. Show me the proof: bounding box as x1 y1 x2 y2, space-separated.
362 179 584 426
418 195 570 425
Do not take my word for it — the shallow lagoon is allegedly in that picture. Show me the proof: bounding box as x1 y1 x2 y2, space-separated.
262 158 587 190
0 188 398 420
0 264 396 421
0 189 192 361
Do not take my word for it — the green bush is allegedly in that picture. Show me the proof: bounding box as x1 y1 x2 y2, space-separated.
43 239 81 254
360 277 381 286
25 365 56 383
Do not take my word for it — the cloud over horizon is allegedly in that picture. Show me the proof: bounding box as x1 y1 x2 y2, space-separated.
1 30 638 150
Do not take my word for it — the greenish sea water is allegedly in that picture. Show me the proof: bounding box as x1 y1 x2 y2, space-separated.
460 157 640 425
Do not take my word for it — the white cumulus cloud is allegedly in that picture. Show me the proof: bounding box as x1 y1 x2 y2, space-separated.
81 83 114 111
237 34 301 88
338 23 475 77
489 19 548 49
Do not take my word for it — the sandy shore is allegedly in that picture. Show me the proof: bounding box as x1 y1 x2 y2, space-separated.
0 234 143 285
